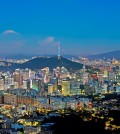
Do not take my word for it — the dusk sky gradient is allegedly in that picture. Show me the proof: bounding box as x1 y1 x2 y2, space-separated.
0 0 120 55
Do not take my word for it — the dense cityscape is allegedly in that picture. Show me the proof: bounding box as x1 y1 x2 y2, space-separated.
0 52 120 133
1 0 120 133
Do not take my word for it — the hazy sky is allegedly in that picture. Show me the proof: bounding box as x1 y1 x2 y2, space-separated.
0 0 120 55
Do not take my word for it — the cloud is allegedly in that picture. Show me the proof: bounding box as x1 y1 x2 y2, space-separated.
3 30 19 35
43 36 54 44
37 36 61 54
41 36 60 46
40 36 61 47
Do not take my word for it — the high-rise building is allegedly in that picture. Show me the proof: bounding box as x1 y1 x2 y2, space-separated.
0 95 3 104
26 80 31 90
48 84 54 94
14 69 23 88
32 79 41 91
23 68 30 80
30 70 36 79
8 77 14 85
23 80 27 89
103 83 108 93
0 78 4 90
61 79 70 96
103 70 108 78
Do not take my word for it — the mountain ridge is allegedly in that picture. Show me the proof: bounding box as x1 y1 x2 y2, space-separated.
88 50 120 59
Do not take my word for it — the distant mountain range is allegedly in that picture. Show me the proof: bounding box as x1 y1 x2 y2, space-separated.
0 54 36 60
0 56 87 71
88 50 120 60
0 54 78 60
1 50 120 60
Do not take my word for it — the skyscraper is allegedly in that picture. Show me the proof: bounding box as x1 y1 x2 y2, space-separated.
61 79 70 96
0 78 4 90
14 69 23 88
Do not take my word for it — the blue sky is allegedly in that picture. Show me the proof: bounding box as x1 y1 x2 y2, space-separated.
0 0 120 55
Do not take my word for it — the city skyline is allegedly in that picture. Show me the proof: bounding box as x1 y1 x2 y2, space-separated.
0 0 120 55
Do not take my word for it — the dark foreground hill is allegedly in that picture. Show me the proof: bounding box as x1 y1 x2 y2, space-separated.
18 56 85 71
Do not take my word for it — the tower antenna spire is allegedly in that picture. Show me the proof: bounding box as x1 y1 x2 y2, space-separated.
58 43 61 59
